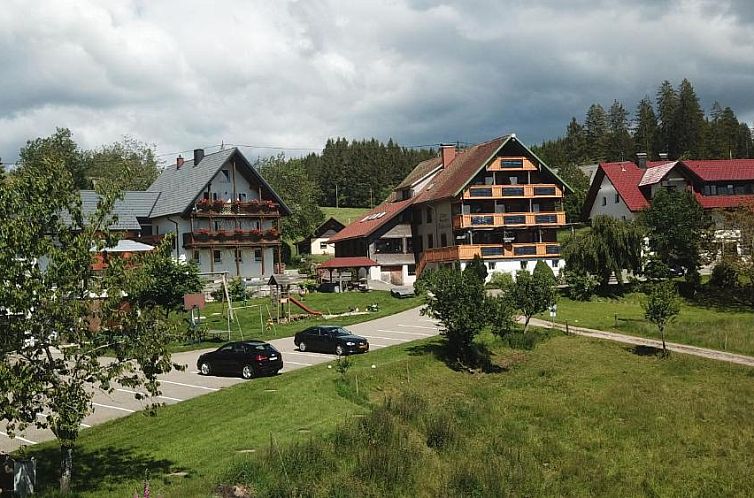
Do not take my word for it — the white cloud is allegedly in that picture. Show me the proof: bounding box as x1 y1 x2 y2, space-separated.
0 0 752 163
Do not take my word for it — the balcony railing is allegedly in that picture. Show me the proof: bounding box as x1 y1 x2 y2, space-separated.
462 184 563 200
183 229 281 247
486 156 537 171
452 212 566 229
194 199 280 216
421 242 560 263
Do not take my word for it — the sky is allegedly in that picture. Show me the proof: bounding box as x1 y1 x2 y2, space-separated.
1 0 753 164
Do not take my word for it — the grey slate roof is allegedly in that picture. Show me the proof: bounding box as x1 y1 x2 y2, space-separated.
78 190 161 231
147 147 290 218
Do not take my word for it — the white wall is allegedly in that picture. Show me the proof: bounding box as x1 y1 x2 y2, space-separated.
207 166 261 202
648 170 688 199
190 247 275 277
458 257 564 281
416 200 454 250
309 237 335 255
588 175 635 221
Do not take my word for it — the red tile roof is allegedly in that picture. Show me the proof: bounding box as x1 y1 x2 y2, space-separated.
326 197 414 243
589 158 754 215
695 193 754 209
683 160 754 181
599 161 651 211
318 257 378 269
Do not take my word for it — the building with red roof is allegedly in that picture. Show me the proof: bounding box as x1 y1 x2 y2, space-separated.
584 155 754 221
325 134 572 284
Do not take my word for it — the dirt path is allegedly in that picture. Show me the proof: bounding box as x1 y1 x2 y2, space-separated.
526 317 754 367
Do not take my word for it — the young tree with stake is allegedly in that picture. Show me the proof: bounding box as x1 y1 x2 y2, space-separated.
642 282 681 355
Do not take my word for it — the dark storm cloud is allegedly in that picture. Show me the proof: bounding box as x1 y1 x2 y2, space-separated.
0 0 752 164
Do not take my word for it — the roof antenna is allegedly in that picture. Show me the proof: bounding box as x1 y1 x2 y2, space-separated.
220 140 225 151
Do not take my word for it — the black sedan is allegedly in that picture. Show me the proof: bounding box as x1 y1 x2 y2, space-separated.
294 326 369 355
197 340 283 379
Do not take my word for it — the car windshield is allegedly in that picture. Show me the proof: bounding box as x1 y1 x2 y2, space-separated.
331 328 352 337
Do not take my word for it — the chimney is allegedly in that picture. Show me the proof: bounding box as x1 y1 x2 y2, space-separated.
194 148 205 165
176 155 185 169
440 144 456 168
636 152 648 169
659 152 669 161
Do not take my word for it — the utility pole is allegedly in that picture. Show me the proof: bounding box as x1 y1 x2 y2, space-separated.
335 184 339 209
369 187 373 209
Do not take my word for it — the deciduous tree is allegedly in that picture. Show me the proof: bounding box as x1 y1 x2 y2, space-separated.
513 270 556 333
642 282 680 355
85 136 161 190
0 147 178 493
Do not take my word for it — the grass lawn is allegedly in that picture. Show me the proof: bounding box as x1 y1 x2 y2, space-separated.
171 290 422 352
24 331 754 497
540 291 754 356
320 206 370 225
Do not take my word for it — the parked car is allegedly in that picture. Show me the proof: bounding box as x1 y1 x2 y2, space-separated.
294 326 369 355
197 340 283 379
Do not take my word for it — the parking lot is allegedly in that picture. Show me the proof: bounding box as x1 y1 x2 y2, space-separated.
0 306 439 453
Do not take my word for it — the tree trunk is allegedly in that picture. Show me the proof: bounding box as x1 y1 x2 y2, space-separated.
60 443 73 494
660 326 667 355
523 315 531 334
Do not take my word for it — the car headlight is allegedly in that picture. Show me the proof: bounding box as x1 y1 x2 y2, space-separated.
346 341 355 346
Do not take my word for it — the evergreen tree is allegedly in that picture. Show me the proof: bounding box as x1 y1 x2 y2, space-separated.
633 96 659 159
564 117 588 165
656 80 679 158
606 100 635 162
584 104 608 162
674 79 706 158
555 163 590 222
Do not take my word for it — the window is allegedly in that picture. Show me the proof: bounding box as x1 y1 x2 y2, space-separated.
406 237 414 253
426 207 433 223
520 260 528 270
238 193 247 202
614 193 620 203
254 249 262 262
236 249 243 262
193 250 201 262
440 233 448 247
375 238 403 254
487 262 495 270
213 250 222 263
551 259 559 268
214 220 221 231
320 242 329 249
212 192 219 201
221 169 230 182
601 196 607 206
427 234 434 249
407 264 416 276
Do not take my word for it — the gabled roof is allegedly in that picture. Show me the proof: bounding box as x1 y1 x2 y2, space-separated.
682 159 754 182
412 135 572 205
147 148 290 218
327 198 413 243
589 162 650 213
312 217 346 238
77 190 161 231
395 157 442 190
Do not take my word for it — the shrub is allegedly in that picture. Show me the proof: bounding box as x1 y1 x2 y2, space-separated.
564 270 599 301
463 254 488 283
533 260 556 286
710 259 739 288
488 271 514 290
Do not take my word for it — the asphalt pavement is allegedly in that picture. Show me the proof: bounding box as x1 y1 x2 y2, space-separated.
0 305 439 453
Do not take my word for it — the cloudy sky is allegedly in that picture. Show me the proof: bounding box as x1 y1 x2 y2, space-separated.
1 0 753 164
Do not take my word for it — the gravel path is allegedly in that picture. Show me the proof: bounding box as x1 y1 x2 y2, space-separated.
527 317 754 367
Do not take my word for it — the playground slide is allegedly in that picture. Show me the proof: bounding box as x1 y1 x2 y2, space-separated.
289 296 323 316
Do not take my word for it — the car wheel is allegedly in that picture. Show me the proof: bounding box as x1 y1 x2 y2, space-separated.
335 345 345 356
241 365 255 380
299 341 307 352
199 362 211 376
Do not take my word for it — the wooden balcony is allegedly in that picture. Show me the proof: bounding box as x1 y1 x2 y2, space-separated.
486 156 538 171
452 212 566 229
462 184 563 200
193 200 281 217
183 230 281 248
418 242 560 273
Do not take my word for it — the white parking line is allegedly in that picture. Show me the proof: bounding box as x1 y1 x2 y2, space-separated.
0 431 36 445
159 380 220 392
80 423 92 428
376 329 434 337
286 351 337 359
284 360 313 366
116 388 184 403
93 402 135 413
398 324 439 330
359 334 405 342
369 344 387 348
37 412 91 429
